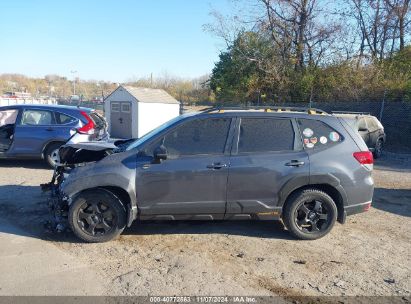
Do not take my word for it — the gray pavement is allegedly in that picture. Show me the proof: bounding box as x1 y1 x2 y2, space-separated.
0 219 104 296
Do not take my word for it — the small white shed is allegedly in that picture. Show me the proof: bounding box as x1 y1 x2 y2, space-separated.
104 85 180 139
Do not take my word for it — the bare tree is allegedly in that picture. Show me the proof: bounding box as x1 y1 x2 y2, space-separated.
349 0 409 60
385 0 410 50
260 0 340 69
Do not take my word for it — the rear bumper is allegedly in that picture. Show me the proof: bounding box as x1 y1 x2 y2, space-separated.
342 201 372 222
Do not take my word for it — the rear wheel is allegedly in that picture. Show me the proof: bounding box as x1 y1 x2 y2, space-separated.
283 189 337 240
373 139 383 159
44 142 63 168
69 189 127 243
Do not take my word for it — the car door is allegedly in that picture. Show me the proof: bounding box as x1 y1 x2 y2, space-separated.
11 108 56 156
226 117 309 217
135 116 234 218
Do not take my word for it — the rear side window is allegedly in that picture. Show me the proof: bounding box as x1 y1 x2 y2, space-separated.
163 118 231 156
55 112 77 125
297 119 342 149
238 118 294 153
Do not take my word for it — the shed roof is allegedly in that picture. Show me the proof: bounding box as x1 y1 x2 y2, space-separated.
122 86 179 104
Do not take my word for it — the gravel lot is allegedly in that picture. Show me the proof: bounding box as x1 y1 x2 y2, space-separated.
0 153 410 297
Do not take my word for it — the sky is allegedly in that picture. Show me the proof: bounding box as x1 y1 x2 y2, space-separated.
0 0 232 82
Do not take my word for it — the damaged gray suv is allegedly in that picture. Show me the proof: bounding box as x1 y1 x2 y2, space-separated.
43 107 374 243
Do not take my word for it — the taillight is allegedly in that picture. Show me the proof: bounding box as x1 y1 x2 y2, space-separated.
353 151 373 165
78 111 95 134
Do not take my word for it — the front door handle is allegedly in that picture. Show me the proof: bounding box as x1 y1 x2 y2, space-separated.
45 128 54 131
285 160 305 167
207 163 228 170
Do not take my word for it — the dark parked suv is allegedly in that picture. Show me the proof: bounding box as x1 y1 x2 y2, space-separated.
333 112 386 158
44 107 374 242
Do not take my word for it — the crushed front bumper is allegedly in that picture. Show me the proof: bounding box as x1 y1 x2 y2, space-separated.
41 166 71 232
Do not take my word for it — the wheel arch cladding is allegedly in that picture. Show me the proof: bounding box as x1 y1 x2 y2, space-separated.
72 186 136 227
99 186 131 209
281 184 346 224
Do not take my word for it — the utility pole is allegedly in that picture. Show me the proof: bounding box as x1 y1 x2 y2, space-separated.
379 89 387 121
70 70 78 95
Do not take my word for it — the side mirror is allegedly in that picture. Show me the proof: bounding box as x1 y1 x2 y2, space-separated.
153 145 167 161
358 127 368 132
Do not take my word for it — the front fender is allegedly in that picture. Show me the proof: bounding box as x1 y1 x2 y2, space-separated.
61 153 137 209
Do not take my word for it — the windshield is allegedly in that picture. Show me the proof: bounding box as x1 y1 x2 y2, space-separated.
125 113 195 151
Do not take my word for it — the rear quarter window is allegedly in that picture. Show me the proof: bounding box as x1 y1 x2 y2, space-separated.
55 112 77 125
297 119 342 150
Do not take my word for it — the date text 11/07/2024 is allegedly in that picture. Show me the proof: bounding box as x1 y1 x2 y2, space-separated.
149 296 257 303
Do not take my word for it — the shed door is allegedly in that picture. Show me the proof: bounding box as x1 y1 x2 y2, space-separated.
110 101 132 139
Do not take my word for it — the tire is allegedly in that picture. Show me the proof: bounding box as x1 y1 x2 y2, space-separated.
282 189 338 240
68 189 127 243
44 142 63 168
373 139 383 159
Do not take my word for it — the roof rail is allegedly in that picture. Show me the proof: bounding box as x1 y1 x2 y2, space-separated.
332 111 371 115
201 106 328 115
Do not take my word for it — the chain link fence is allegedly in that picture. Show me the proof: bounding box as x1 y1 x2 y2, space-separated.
309 101 411 154
62 99 411 154
187 101 411 154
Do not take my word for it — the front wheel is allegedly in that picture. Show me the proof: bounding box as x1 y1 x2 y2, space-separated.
283 189 337 240
44 142 63 168
69 189 127 243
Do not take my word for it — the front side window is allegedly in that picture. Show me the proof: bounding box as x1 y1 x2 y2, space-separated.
20 110 53 125
162 118 231 156
297 119 342 150
238 118 295 153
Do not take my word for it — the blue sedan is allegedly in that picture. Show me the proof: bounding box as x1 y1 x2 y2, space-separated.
0 104 108 167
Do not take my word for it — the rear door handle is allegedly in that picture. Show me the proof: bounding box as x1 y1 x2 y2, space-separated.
207 163 228 170
285 160 305 167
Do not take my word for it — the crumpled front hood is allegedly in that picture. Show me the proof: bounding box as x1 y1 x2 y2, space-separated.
62 141 118 151
59 139 136 165
60 149 137 198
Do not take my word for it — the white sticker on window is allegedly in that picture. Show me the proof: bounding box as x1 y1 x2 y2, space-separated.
303 128 313 137
320 136 328 144
329 132 340 142
306 143 314 148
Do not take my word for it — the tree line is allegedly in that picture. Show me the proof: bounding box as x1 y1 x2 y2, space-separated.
1 0 409 105
206 0 410 104
0 73 212 104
